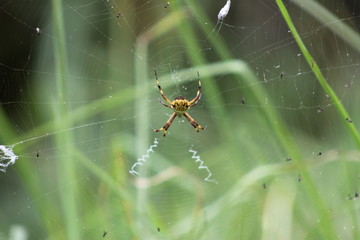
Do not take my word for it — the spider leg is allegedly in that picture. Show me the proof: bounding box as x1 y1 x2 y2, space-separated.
155 70 172 105
154 112 177 136
189 71 202 107
183 112 205 132
159 99 172 109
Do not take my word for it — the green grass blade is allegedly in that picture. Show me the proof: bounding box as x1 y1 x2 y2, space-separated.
276 0 360 148
51 0 79 238
133 8 189 234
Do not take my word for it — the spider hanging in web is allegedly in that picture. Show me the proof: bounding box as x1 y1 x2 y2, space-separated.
153 70 205 136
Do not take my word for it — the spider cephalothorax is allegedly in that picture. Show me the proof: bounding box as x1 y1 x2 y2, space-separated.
154 71 205 136
172 96 190 114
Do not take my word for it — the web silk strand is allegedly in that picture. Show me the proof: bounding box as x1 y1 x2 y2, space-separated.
129 138 159 176
189 145 218 184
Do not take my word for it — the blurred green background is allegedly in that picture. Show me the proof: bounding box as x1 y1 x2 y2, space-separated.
1 0 360 239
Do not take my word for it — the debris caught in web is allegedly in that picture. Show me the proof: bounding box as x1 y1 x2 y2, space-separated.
218 0 231 22
0 145 18 172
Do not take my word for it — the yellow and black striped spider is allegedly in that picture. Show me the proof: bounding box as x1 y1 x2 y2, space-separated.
154 70 205 136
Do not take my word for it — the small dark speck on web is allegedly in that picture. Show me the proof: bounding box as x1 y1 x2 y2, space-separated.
348 192 359 200
285 157 292 161
318 152 322 156
103 231 108 237
241 97 246 105
298 174 302 182
116 12 121 18
346 118 353 123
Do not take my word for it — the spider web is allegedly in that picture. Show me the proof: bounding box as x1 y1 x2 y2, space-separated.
1 0 360 239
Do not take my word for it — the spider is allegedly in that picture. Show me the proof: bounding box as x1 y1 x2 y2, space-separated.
154 70 205 136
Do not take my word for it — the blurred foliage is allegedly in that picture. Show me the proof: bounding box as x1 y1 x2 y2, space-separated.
1 0 360 239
